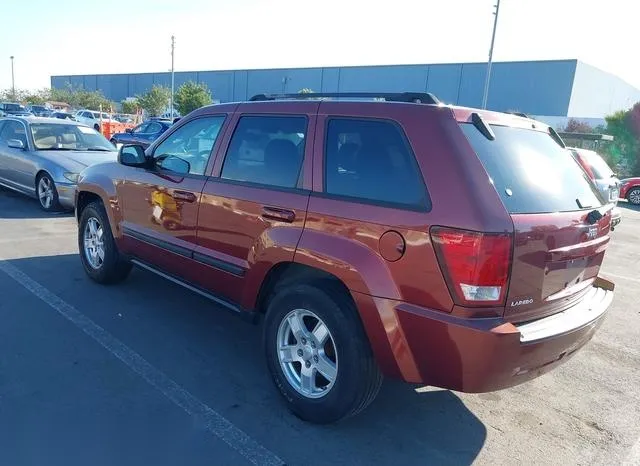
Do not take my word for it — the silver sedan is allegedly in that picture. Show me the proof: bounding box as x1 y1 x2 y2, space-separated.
0 116 118 211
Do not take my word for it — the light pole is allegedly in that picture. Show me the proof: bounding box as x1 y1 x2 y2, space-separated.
481 0 501 110
170 35 175 117
10 55 15 99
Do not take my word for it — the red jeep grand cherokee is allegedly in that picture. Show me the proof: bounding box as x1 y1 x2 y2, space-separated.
75 92 615 423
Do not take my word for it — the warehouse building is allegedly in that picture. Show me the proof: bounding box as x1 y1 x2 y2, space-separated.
51 59 640 126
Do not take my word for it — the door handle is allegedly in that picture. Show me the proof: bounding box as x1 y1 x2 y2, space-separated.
261 206 295 223
172 190 197 203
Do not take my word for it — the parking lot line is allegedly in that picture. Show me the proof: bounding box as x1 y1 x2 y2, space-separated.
0 259 285 466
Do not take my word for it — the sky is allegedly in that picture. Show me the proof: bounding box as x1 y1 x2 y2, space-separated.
1 0 637 91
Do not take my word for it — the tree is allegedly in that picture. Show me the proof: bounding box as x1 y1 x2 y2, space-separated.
136 85 170 117
174 81 212 116
599 108 639 174
298 88 314 94
563 118 593 133
121 99 139 115
49 85 114 111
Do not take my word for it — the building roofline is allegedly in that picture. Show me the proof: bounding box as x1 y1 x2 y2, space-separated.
51 58 580 79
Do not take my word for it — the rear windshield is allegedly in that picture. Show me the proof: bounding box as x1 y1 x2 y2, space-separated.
460 123 604 214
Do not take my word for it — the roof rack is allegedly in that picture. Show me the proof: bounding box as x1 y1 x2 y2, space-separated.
249 92 440 104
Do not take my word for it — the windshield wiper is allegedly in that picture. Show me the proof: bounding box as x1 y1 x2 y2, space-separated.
82 147 112 152
37 147 75 151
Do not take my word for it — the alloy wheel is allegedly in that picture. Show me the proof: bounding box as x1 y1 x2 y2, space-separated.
629 188 640 205
83 217 105 269
38 177 54 209
276 309 338 399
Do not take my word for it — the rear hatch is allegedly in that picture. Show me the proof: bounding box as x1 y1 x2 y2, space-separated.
459 120 612 322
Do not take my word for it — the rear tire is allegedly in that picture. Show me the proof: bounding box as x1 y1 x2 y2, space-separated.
263 282 382 424
79 201 132 284
627 187 640 205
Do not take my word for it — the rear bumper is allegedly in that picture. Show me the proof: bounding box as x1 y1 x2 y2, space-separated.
355 277 613 392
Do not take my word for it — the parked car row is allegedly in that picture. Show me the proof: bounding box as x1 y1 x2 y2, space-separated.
0 116 118 210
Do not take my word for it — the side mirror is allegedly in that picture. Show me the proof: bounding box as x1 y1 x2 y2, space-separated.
118 144 148 167
7 139 25 150
125 128 133 133
159 155 190 174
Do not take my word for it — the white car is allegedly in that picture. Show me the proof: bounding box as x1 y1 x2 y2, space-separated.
74 110 117 131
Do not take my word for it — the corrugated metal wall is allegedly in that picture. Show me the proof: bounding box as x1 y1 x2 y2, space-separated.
51 59 583 116
568 61 640 118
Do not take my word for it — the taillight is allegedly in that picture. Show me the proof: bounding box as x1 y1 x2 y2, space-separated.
431 227 512 306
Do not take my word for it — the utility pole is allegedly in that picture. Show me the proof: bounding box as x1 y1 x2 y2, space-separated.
10 56 15 99
170 36 175 117
481 0 501 110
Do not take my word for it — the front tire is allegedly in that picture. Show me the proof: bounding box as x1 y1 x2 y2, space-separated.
79 201 132 284
627 187 640 205
36 173 60 212
263 282 383 424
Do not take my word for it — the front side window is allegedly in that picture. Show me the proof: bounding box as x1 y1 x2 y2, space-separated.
153 116 225 176
324 118 428 209
0 121 28 146
221 116 306 189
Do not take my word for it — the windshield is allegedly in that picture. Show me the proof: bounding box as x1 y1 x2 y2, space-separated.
460 123 604 214
31 123 115 151
578 150 615 179
5 103 25 111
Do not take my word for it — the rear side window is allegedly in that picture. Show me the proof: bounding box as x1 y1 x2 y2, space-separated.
324 118 428 209
221 115 306 189
459 124 603 213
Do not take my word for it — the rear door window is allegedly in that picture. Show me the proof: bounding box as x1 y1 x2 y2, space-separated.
459 123 604 213
324 118 429 210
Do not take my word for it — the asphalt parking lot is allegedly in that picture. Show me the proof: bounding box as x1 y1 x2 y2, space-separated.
0 187 639 466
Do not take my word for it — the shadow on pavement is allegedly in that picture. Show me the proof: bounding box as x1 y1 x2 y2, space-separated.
618 200 640 212
3 252 487 465
0 187 74 219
